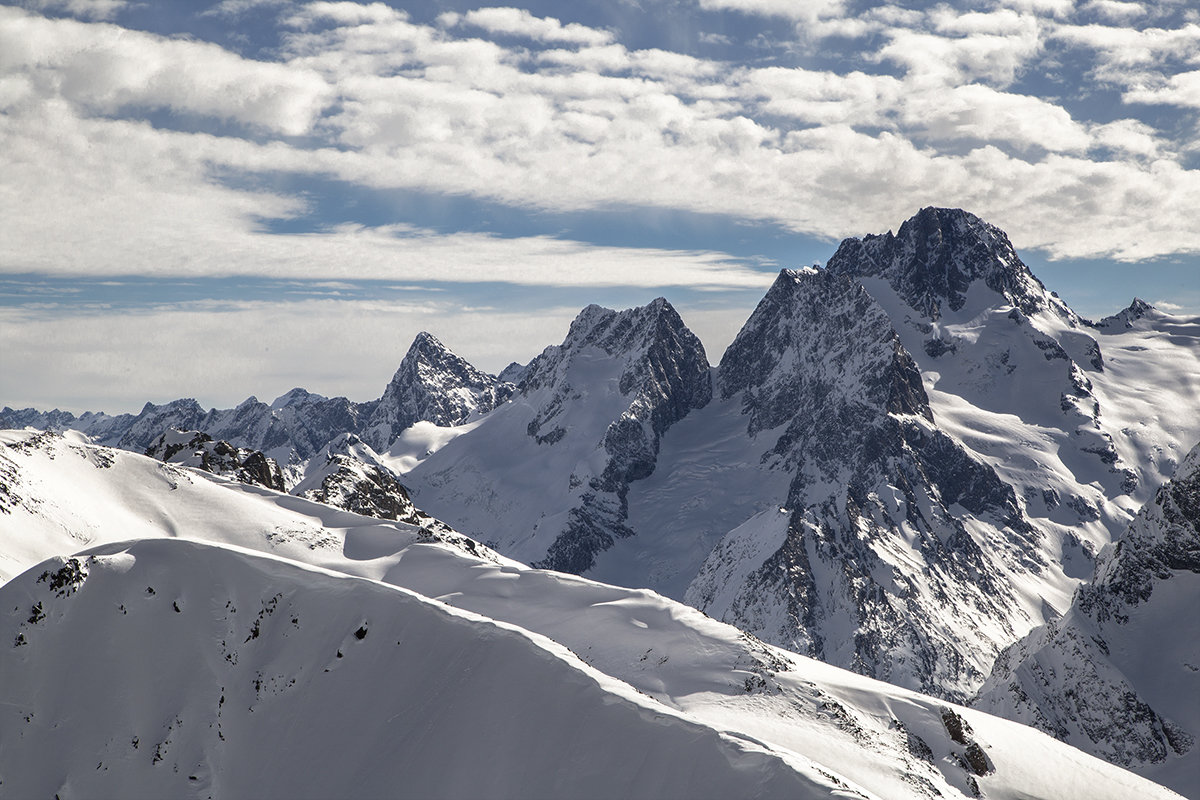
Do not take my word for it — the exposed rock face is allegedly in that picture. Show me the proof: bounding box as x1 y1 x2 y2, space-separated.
361 332 514 452
688 268 1039 701
524 298 713 573
144 429 285 491
825 206 1059 320
294 434 421 523
975 441 1200 795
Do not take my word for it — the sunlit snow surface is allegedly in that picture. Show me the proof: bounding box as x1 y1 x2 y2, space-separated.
0 430 1181 799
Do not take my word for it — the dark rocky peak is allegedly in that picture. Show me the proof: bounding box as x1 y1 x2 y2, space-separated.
1093 297 1157 330
826 207 1057 321
523 298 712 574
521 298 712 436
138 398 205 418
391 332 505 410
718 268 932 434
362 332 514 451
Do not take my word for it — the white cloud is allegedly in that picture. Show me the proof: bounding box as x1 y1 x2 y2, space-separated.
877 23 1042 88
4 1 1200 279
1083 0 1146 22
994 0 1075 18
447 7 613 47
0 8 332 135
1051 22 1200 68
1123 69 1200 109
1088 118 1165 156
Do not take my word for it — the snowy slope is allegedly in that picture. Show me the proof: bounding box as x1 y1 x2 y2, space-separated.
826 207 1200 567
0 429 504 585
0 540 848 800
975 439 1200 797
0 428 1180 799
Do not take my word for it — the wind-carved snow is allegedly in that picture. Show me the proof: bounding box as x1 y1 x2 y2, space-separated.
0 434 1181 800
0 541 852 800
975 439 1200 796
0 429 508 584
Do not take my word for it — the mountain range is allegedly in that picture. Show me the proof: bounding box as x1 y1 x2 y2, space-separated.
3 207 1198 796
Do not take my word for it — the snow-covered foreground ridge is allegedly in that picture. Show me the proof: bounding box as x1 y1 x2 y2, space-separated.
0 429 1179 799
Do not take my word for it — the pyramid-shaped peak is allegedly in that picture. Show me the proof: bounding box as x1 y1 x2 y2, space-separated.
1095 297 1158 330
827 208 1057 321
270 388 309 409
403 331 457 361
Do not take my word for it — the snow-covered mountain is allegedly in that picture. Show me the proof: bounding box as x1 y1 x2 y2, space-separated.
0 331 513 466
292 432 452 532
0 428 1179 799
400 210 1200 707
683 266 1042 701
404 298 712 573
974 438 1200 796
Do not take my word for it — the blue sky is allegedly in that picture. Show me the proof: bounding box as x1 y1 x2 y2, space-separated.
2 0 1198 413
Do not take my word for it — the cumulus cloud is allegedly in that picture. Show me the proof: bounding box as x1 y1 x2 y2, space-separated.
1123 69 1200 108
444 7 613 47
1083 0 1147 22
0 8 332 135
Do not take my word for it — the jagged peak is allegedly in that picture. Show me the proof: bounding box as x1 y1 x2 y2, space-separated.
1094 297 1158 330
826 207 1056 321
405 330 451 359
139 398 204 415
393 331 490 382
718 267 932 426
558 297 693 357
